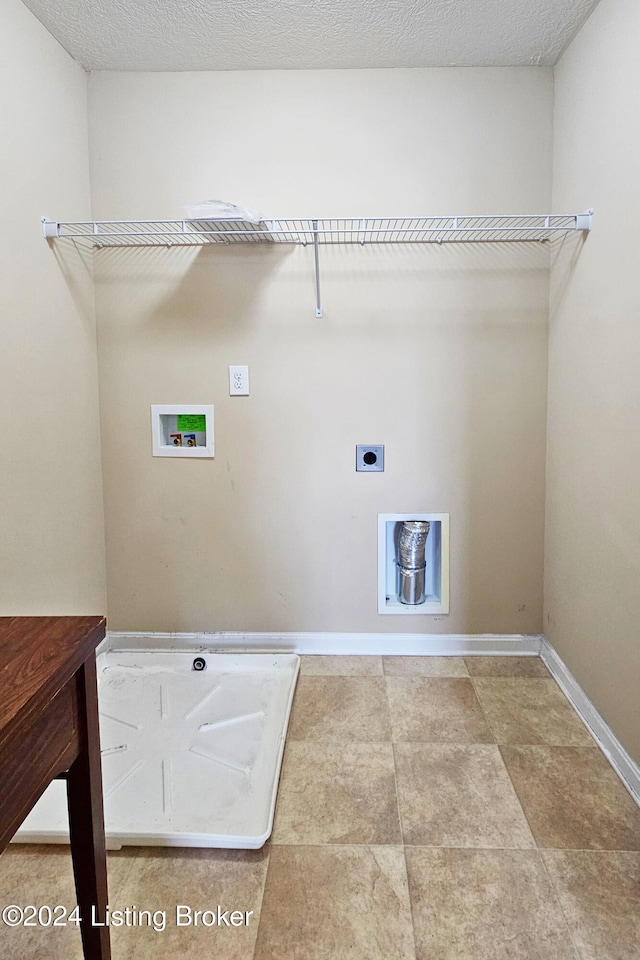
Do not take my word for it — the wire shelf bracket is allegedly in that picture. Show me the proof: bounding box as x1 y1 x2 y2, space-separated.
41 211 592 317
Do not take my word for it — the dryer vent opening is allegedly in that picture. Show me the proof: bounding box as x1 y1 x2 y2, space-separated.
377 513 449 616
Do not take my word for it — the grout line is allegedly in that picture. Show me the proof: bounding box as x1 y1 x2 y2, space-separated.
265 838 567 848
11 839 639 853
265 842 407 850
106 840 640 852
385 662 420 959
383 675 397 743
390 746 407 847
401 840 420 960
400 844 640 852
468 676 499 745
496 743 541 849
250 845 274 960
537 848 587 960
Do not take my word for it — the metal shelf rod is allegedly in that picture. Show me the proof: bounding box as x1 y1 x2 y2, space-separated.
312 219 322 318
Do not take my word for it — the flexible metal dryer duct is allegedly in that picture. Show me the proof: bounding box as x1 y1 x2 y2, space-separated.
397 521 430 605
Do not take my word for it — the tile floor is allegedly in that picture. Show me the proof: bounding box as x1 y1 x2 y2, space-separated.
1 655 640 959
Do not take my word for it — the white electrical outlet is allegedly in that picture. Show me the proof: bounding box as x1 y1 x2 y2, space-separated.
229 365 249 396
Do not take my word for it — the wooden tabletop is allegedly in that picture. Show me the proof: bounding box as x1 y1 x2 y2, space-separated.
0 615 111 959
0 616 106 736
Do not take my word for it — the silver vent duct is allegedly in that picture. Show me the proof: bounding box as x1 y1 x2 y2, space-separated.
397 521 430 605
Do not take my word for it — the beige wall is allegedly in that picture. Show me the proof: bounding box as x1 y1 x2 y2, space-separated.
89 67 553 635
546 0 640 762
0 0 106 614
3 0 636 764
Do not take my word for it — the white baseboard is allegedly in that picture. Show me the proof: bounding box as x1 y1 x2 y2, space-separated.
540 636 640 807
103 631 543 657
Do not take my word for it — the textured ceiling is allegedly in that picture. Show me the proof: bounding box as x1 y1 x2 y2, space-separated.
22 0 602 72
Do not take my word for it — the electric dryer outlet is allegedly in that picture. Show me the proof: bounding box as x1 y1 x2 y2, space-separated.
356 445 384 472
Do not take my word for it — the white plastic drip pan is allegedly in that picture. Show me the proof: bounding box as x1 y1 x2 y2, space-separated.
15 650 300 849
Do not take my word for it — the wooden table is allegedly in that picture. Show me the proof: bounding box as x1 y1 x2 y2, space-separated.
0 616 110 959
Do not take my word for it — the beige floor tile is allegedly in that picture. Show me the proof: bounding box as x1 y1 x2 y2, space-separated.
272 741 401 845
287 677 391 741
473 678 593 745
0 845 133 960
542 851 640 960
394 743 535 848
0 846 82 960
406 847 579 960
382 656 469 677
464 656 550 678
386 677 494 743
500 746 640 850
299 656 383 676
253 845 416 959
109 846 269 960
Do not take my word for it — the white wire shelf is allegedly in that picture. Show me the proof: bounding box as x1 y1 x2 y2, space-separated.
42 213 592 247
41 212 592 317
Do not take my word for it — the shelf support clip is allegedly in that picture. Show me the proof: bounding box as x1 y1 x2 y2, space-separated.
576 210 593 232
41 217 60 239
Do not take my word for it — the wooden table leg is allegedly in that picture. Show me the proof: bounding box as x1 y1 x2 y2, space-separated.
66 656 111 960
